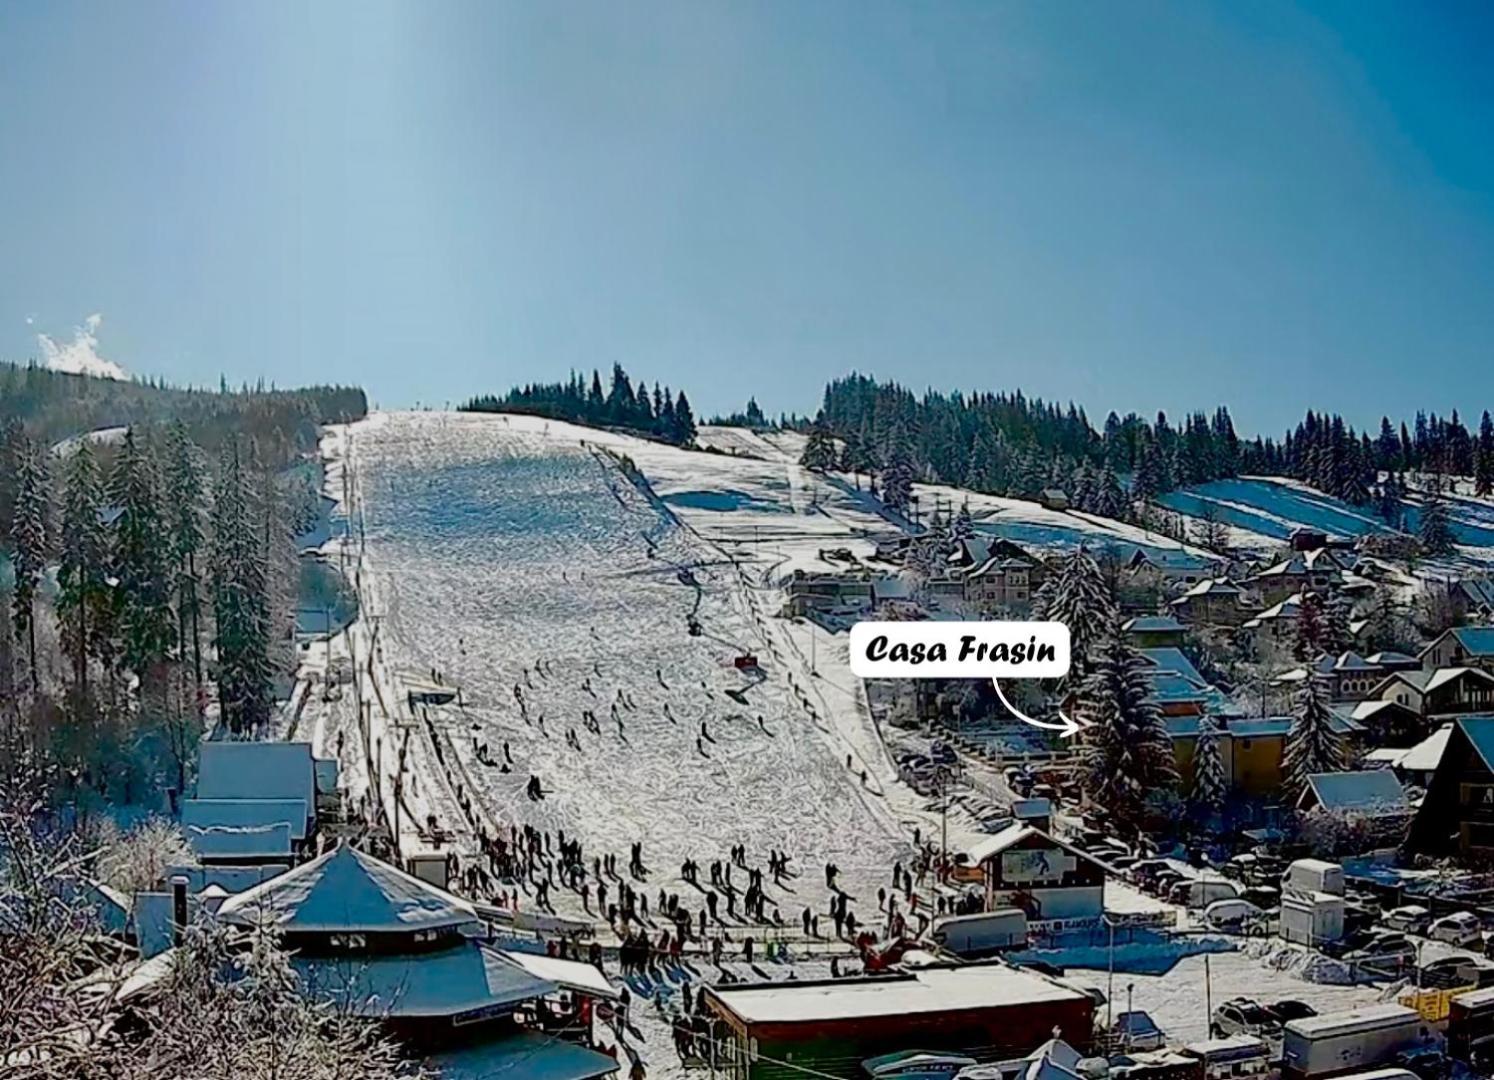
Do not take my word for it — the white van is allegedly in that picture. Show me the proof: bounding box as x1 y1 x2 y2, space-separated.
1205 898 1263 932
1169 878 1242 909
1284 859 1344 896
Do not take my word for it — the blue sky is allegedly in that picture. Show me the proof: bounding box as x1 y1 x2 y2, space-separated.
3 1 1494 436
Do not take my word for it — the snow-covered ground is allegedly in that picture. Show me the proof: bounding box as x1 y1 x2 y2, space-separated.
329 412 913 938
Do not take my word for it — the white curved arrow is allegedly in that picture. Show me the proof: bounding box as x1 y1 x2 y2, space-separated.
991 678 1087 740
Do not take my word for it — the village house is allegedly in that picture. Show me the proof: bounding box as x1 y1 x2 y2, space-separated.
702 962 1095 1080
1137 647 1230 718
1409 716 1494 857
1296 769 1410 822
962 822 1109 922
962 556 1035 614
1169 578 1256 627
1166 713 1363 800
1447 578 1494 623
1039 488 1071 511
1419 626 1494 674
781 571 875 617
1274 652 1388 702
1329 698 1427 748
1248 549 1354 605
1122 615 1189 649
1126 548 1220 587
1241 593 1302 646
1371 666 1494 720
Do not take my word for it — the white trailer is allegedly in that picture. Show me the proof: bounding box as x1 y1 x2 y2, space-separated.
1280 890 1345 946
1285 858 1345 896
931 908 1028 957
1280 1004 1431 1080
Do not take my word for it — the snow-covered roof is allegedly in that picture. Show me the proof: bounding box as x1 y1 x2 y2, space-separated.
197 742 317 822
1375 666 1494 696
1300 770 1408 815
1399 724 1454 773
292 940 554 1018
706 964 1087 1024
964 822 1104 870
1173 578 1241 599
498 949 620 1000
1362 748 1409 767
1332 651 1378 672
187 822 293 860
426 1030 623 1080
1138 648 1207 685
216 843 477 934
1243 593 1301 627
182 798 309 841
1365 651 1417 666
1123 615 1187 633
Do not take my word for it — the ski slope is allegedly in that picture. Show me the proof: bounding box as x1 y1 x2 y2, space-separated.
1161 475 1494 554
333 411 911 934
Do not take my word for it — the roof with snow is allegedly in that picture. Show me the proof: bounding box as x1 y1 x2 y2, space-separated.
292 941 554 1019
424 1029 621 1080
498 949 620 1000
1128 548 1216 570
1366 651 1418 666
1453 580 1494 611
705 963 1087 1025
1254 549 1350 578
196 742 317 823
1243 594 1302 627
964 822 1106 870
1374 666 1494 696
1174 578 1241 599
1400 724 1454 773
1139 648 1207 684
182 798 309 841
1123 615 1187 634
187 822 293 860
1299 770 1408 814
216 843 477 934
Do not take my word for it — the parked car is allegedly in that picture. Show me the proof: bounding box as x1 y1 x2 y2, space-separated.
1205 898 1264 932
1345 936 1418 975
1428 911 1482 947
1266 1000 1318 1025
1211 997 1282 1040
1382 905 1432 935
1169 878 1242 909
1420 956 1482 990
1240 885 1282 911
1110 1010 1166 1051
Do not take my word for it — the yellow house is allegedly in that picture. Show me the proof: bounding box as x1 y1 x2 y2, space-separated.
1167 714 1364 801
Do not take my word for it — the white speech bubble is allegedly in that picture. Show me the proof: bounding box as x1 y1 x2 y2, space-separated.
848 620 1071 680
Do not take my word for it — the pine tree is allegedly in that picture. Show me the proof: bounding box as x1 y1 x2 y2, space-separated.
1039 547 1118 684
1324 588 1354 655
165 423 208 688
1095 461 1127 520
1293 590 1325 662
799 427 838 472
1076 628 1179 828
57 441 109 699
10 436 52 695
1477 411 1494 498
1191 714 1227 815
212 441 273 735
1418 486 1456 556
672 390 697 445
1284 674 1347 798
110 428 177 691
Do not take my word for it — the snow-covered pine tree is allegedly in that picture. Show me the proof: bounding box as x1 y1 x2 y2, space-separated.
9 436 51 695
1376 473 1403 526
1284 673 1347 798
1191 714 1227 815
951 501 974 544
1477 411 1494 499
1419 485 1456 556
799 427 837 472
1041 547 1119 684
1293 589 1326 662
109 428 177 693
1096 461 1127 521
1070 460 1096 513
165 423 208 687
1075 627 1178 828
1323 588 1354 655
212 441 273 735
57 440 109 699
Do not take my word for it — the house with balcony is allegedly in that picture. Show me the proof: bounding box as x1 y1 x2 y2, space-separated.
1409 716 1494 857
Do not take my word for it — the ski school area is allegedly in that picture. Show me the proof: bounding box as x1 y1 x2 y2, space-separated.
194 409 1444 1080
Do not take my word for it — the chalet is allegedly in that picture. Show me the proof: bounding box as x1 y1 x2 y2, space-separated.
950 535 1037 571
1122 615 1188 649
1409 716 1494 857
964 822 1109 921
1126 548 1220 587
1296 770 1410 821
215 844 621 1062
1249 550 1352 605
702 962 1094 1080
1448 578 1494 623
1040 488 1071 511
1419 626 1494 674
1138 647 1229 717
1170 579 1255 627
782 571 875 617
1241 593 1302 645
184 741 340 866
1371 667 1494 719
1329 699 1426 748
1275 652 1386 702
1167 713 1363 799
963 556 1035 615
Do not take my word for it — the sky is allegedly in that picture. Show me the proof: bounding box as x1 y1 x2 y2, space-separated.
3 1 1494 437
